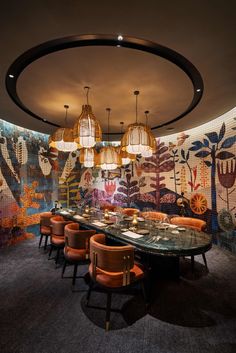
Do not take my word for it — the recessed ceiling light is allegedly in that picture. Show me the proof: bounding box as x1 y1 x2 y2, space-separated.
43 119 47 122
166 127 174 131
117 35 123 41
117 45 121 48
196 88 201 92
9 74 14 78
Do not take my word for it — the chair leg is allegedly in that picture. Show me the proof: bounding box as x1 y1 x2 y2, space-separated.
61 260 67 278
44 235 48 250
202 253 208 269
105 292 112 331
191 255 195 273
86 282 93 306
38 234 43 248
140 280 148 306
72 264 78 286
55 247 60 265
48 244 53 259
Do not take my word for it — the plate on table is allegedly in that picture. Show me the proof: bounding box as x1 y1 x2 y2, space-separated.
104 220 114 225
136 229 150 235
123 216 133 221
156 225 169 230
137 217 145 222
177 227 186 231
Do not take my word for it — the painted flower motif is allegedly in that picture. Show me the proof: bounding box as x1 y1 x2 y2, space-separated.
217 159 236 189
190 193 208 215
104 181 116 196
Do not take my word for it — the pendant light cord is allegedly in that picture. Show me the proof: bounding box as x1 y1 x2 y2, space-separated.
64 104 69 127
84 86 90 105
145 110 149 127
106 108 111 143
134 90 139 124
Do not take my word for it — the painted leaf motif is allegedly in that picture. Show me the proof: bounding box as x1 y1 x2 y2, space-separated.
117 187 128 194
221 135 236 149
195 150 211 158
218 123 226 142
186 150 190 160
205 131 219 144
216 151 235 160
159 146 168 155
189 141 204 151
130 180 138 187
203 138 209 147
119 180 128 187
150 183 157 189
67 175 76 183
130 186 139 194
159 183 166 189
181 149 185 159
204 160 212 167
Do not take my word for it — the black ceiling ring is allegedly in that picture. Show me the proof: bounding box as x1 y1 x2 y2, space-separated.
5 33 204 134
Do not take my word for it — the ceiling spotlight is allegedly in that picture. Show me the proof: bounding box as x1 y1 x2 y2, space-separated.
117 45 121 48
9 74 14 78
196 88 201 92
43 119 47 122
117 35 123 41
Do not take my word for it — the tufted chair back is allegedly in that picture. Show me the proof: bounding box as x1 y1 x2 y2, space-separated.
170 217 206 231
141 211 168 222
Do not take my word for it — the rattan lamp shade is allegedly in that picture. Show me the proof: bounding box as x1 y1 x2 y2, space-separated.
79 147 97 168
141 128 157 157
116 146 136 165
121 123 155 155
73 105 102 148
48 127 78 152
98 146 122 170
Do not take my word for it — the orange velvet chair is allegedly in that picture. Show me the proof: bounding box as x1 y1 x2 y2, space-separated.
87 233 146 330
141 211 168 222
122 208 139 216
39 212 53 250
62 223 96 287
49 215 72 265
170 216 208 271
100 204 117 212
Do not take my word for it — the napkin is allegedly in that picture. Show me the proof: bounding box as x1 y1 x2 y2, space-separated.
122 231 143 239
168 224 178 229
92 221 107 227
73 215 85 220
171 230 180 234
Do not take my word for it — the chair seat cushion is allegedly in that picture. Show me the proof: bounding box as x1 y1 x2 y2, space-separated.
51 235 65 246
40 225 51 235
64 247 87 262
89 263 144 288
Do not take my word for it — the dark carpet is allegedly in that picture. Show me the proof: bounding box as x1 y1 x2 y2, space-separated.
0 238 236 353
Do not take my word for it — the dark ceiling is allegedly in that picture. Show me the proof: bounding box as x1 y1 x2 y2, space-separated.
0 0 236 139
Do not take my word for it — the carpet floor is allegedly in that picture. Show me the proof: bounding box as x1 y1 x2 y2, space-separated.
0 238 236 353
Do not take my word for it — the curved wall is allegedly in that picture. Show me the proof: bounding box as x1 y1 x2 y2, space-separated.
0 108 235 251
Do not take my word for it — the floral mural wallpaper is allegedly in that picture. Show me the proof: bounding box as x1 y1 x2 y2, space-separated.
0 108 235 252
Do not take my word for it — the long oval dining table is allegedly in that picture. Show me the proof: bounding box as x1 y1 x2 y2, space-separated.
57 208 212 278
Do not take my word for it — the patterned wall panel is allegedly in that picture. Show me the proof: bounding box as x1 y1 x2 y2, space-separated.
0 108 235 252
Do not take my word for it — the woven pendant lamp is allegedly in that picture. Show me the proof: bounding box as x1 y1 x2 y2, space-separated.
98 108 121 170
79 147 97 168
48 105 78 152
121 91 153 155
73 87 102 148
116 122 136 165
141 110 156 157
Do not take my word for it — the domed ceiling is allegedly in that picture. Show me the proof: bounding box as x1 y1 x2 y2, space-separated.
0 1 236 139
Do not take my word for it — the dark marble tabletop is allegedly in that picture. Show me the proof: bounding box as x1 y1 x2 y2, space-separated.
57 208 212 257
